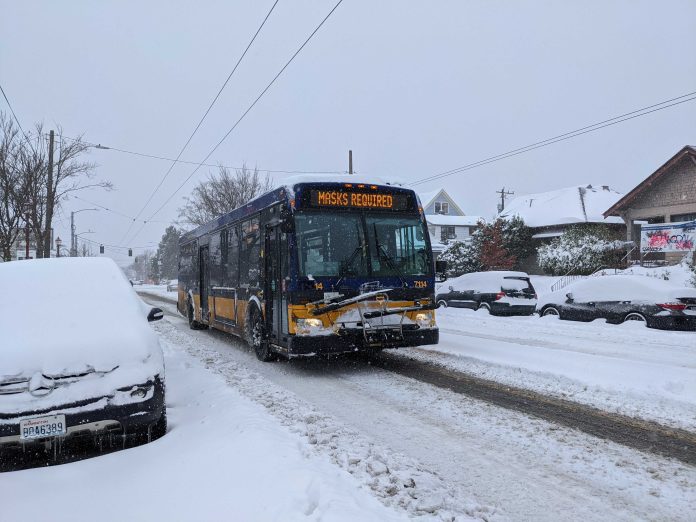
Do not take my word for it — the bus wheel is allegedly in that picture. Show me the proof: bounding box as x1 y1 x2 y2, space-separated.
249 308 275 362
188 301 206 330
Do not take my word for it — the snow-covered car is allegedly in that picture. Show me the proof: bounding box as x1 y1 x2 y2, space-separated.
166 279 178 292
436 271 537 315
0 258 166 465
537 275 696 330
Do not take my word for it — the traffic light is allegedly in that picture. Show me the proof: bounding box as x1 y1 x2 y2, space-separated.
99 244 104 254
128 248 133 257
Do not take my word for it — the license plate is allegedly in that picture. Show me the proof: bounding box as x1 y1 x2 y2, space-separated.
20 415 67 440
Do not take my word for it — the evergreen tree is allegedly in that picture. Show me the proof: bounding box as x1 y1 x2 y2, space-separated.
479 220 515 270
155 226 181 280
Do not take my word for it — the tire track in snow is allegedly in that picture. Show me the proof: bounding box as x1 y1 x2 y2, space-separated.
371 352 696 467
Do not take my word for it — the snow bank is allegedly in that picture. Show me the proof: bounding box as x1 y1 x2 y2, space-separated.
424 307 696 430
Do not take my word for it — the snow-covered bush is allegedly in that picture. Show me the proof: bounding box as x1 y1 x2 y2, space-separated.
537 225 625 275
439 240 481 276
440 217 533 276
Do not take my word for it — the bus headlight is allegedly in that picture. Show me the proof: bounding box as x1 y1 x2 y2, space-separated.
415 312 434 328
295 318 324 335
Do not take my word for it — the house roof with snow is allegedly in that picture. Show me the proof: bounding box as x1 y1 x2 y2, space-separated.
604 145 696 217
418 189 465 216
498 184 625 228
424 214 482 227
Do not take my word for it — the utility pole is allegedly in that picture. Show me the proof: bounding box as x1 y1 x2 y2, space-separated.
43 130 55 257
24 208 30 260
496 187 514 213
71 211 76 257
348 150 353 175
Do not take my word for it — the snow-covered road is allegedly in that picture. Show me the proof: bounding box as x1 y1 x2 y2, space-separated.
138 296 696 521
418 308 696 431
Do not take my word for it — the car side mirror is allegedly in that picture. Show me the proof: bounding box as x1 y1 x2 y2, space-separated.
147 307 164 322
448 285 454 292
565 292 574 302
435 260 448 283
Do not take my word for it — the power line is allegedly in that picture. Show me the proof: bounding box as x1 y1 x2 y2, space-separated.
124 0 345 246
0 82 37 153
118 0 281 246
410 91 696 187
71 194 168 223
59 134 346 174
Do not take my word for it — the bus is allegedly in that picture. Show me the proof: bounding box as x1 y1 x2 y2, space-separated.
177 179 446 361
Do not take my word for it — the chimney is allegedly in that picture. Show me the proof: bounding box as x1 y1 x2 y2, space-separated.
602 185 610 191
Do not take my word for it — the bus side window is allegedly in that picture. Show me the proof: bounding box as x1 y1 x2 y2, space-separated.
240 217 260 288
228 226 239 287
209 232 222 288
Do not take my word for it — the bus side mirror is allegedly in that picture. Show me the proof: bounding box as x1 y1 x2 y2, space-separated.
435 260 448 283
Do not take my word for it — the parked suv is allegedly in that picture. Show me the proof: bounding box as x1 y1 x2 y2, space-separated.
436 271 537 316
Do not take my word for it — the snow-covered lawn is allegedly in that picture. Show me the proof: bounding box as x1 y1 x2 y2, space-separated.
418 307 696 430
0 335 406 522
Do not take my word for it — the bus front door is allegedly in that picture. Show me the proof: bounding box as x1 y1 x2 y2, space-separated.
264 225 285 344
199 245 210 322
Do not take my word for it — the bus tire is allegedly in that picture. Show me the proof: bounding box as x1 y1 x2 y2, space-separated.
248 306 275 362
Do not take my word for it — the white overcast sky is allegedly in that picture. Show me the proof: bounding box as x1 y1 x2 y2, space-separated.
2 0 695 264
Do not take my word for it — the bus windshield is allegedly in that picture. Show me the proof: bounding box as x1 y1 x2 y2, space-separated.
294 211 432 278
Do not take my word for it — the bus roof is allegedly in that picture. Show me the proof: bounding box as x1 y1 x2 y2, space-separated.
179 179 418 244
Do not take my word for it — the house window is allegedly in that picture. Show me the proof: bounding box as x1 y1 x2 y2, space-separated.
434 202 449 215
671 212 696 222
441 226 456 242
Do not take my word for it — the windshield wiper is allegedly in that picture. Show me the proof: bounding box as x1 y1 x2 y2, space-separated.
373 223 407 287
311 289 393 316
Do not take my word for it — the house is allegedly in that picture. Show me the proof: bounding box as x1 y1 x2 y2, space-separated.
604 145 696 264
418 189 482 255
498 184 626 273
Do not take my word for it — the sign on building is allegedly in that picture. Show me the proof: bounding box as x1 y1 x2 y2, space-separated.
640 221 695 253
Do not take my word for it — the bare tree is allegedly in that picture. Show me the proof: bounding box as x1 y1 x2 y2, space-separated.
0 114 25 261
178 164 272 228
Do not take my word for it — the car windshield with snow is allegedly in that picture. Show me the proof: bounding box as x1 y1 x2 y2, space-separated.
537 274 696 330
0 258 166 468
436 271 537 316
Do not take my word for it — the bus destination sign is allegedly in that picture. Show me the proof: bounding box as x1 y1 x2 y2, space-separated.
309 190 410 211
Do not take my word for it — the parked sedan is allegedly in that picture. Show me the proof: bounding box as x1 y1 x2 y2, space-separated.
537 275 696 330
436 271 537 316
0 257 166 468
166 279 178 292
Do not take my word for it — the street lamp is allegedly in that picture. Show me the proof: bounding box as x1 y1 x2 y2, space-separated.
56 237 62 257
71 208 98 256
74 231 95 257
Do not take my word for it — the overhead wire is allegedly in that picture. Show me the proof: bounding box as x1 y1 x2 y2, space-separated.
409 91 696 187
124 0 345 246
58 134 346 174
117 0 282 246
0 82 37 153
